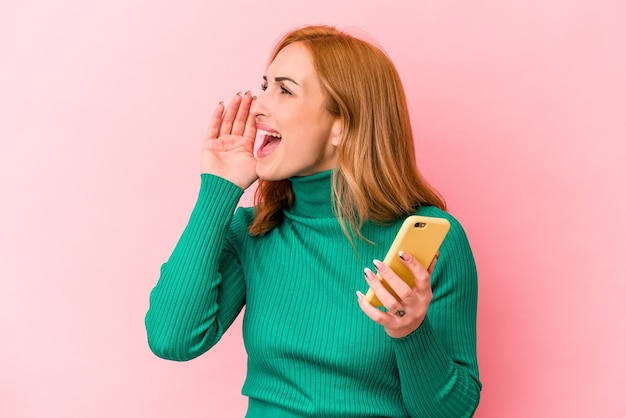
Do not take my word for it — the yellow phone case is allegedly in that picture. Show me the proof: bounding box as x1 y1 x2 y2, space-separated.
365 215 450 307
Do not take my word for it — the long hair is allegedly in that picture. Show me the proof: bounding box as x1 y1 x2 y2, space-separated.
249 25 445 240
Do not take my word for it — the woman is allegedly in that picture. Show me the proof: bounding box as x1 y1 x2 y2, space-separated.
146 25 481 417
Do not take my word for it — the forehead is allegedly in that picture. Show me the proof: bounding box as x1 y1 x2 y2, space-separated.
267 42 316 78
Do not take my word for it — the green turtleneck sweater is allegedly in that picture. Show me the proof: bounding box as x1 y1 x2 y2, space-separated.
145 170 481 417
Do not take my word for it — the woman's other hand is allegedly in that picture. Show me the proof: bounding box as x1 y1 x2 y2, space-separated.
357 252 438 339
201 91 258 189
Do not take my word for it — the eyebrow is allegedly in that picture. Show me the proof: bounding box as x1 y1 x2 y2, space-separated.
263 75 300 86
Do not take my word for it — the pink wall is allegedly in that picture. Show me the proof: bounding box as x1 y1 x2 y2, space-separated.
1 1 625 417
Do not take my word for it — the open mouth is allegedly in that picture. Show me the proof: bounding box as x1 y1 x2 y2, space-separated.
256 129 282 158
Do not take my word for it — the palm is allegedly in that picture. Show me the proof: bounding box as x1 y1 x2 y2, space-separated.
201 92 258 189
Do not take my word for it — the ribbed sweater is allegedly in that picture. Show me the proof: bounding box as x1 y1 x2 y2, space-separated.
145 170 481 417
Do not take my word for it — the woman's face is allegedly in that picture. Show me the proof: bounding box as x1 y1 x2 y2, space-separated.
252 41 341 181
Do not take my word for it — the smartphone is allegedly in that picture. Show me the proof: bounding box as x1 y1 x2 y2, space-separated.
365 215 450 307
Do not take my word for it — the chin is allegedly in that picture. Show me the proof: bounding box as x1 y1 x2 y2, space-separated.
255 161 287 182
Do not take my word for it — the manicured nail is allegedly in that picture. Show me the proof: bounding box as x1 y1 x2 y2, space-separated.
356 290 365 301
399 251 408 261
244 90 251 96
236 91 242 96
364 267 375 281
373 259 385 272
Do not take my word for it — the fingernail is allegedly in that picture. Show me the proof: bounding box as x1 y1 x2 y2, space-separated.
244 90 251 96
364 267 375 281
218 101 223 105
236 91 242 96
399 251 408 261
373 259 385 272
356 290 365 301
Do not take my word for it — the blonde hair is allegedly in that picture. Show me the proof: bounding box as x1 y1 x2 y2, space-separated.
249 25 445 240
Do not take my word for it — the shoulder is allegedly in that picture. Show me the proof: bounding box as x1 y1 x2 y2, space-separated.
219 206 255 253
228 206 254 237
233 205 254 223
414 206 469 242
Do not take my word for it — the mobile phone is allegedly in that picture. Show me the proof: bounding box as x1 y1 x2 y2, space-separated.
365 215 450 307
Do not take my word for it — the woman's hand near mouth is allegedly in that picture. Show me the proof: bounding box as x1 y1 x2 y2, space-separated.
201 91 258 190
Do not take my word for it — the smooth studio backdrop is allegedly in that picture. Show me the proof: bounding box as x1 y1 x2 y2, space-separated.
1 1 625 417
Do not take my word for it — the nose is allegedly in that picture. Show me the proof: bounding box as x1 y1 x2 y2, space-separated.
251 90 267 119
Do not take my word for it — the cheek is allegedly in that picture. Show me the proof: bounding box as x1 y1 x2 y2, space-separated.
281 104 334 151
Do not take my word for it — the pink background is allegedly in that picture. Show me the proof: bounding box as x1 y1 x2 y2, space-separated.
1 1 625 417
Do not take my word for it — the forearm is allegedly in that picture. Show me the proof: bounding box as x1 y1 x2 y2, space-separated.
392 318 481 417
145 174 245 361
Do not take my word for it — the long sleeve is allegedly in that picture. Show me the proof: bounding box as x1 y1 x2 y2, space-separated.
145 169 481 417
145 174 248 361
392 210 481 417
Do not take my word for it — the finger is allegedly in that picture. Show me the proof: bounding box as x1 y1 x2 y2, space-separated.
399 251 432 293
243 96 257 139
373 259 413 302
219 92 242 137
356 291 392 326
364 267 405 313
231 91 253 136
206 102 225 140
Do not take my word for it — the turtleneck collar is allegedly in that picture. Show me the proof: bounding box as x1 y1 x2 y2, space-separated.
288 170 336 218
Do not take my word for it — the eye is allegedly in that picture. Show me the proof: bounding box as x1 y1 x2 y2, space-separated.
280 85 292 95
260 82 268 91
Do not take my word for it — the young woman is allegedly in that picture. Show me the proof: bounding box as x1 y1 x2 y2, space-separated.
146 25 481 417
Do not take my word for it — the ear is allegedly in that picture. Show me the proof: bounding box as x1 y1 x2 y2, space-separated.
330 117 343 147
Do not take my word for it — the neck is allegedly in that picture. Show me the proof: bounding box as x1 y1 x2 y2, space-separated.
288 170 335 218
